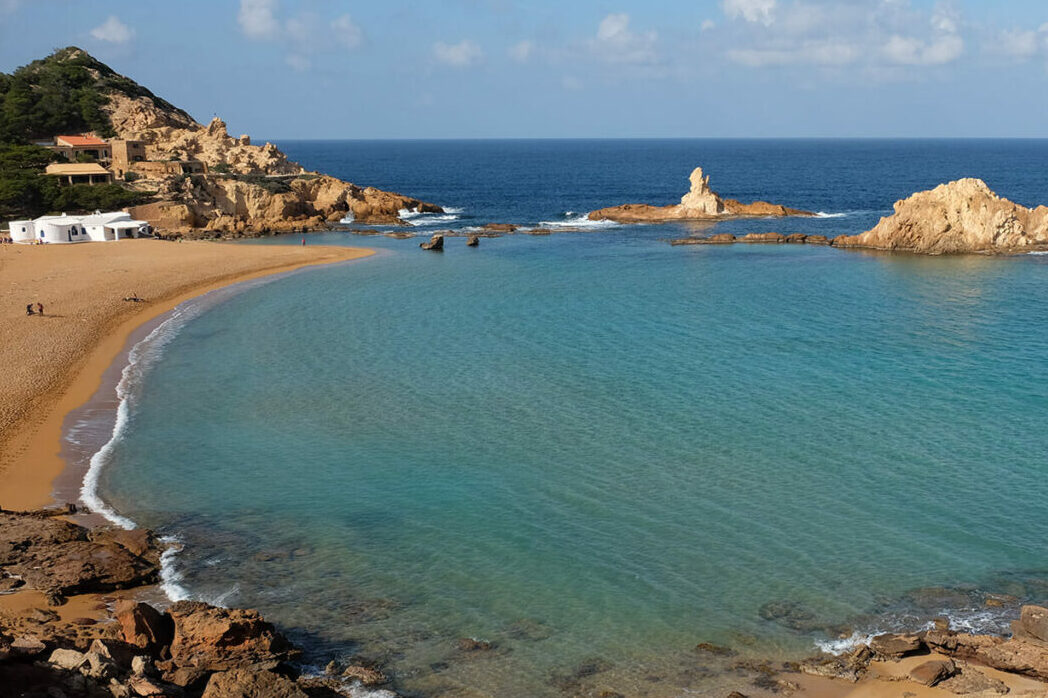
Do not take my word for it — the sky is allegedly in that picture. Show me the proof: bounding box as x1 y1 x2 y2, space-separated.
0 0 1047 139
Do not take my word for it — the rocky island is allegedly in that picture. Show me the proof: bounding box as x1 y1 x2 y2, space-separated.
588 166 813 223
833 178 1048 254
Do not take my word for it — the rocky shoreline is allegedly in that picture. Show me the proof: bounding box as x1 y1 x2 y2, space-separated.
4 507 1048 697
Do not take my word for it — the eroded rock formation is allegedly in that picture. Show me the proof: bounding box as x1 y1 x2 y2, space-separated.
588 167 813 223
833 178 1048 254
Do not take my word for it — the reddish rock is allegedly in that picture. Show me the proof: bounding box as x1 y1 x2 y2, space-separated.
168 601 296 672
482 223 518 232
785 233 808 243
342 664 387 685
115 601 173 652
1018 605 1048 643
806 235 831 245
466 234 480 247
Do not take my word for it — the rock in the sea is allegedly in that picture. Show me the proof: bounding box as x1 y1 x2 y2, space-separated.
694 642 737 657
739 232 786 244
466 234 479 247
785 233 808 244
798 647 871 682
671 233 737 246
457 637 495 652
909 658 956 686
589 166 813 223
806 235 830 245
482 223 518 232
420 233 444 251
168 601 297 671
341 664 387 685
832 178 1048 254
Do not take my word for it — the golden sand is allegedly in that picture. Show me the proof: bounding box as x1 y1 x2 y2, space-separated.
0 239 372 510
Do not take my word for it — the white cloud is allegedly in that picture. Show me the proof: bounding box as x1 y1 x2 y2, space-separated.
592 13 659 65
882 33 962 65
994 29 1039 60
285 53 310 71
722 0 777 26
90 15 134 44
433 40 483 67
238 0 280 40
701 19 716 32
509 40 535 63
332 14 364 49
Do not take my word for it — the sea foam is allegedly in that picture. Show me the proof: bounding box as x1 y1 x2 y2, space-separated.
539 213 620 228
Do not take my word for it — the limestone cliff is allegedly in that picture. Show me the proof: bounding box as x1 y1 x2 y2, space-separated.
833 178 1048 254
588 167 812 223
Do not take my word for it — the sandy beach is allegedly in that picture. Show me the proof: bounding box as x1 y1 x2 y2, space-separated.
0 239 372 511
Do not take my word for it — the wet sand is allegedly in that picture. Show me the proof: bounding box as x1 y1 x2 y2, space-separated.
0 239 372 511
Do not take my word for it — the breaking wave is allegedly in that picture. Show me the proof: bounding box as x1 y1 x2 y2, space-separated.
538 213 620 229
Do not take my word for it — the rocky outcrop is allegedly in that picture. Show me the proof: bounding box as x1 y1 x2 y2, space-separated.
466 234 480 247
0 509 160 604
588 167 813 223
833 178 1048 254
129 174 443 236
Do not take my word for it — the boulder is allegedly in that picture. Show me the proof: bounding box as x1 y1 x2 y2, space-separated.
909 658 956 686
10 635 47 657
805 235 830 245
420 233 444 251
1018 605 1048 643
976 637 1048 681
870 632 923 659
798 647 871 682
201 669 309 698
466 234 479 247
115 601 173 652
670 233 736 245
785 233 808 243
168 601 296 671
482 223 518 232
417 202 444 214
128 676 170 697
48 648 89 671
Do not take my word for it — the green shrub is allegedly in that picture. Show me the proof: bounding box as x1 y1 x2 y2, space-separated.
123 170 140 182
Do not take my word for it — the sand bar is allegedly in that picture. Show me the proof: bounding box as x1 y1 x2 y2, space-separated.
0 239 372 511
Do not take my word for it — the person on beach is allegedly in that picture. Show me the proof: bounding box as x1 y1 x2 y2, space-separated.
301 237 306 246
26 303 34 316
36 302 44 316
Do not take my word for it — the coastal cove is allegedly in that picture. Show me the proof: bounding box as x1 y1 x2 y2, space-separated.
68 135 1048 698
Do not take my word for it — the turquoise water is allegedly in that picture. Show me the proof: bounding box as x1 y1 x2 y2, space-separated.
93 141 1048 696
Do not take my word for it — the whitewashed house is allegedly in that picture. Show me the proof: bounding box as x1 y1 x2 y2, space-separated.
6 212 150 243
33 215 88 244
81 211 150 241
9 220 35 243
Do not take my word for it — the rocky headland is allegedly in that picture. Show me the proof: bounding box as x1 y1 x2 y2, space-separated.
832 178 1048 254
588 167 814 223
0 508 395 698
15 48 442 237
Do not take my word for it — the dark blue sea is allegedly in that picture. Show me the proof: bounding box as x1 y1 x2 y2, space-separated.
82 140 1048 697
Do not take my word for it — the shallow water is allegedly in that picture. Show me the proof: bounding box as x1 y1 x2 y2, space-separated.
89 140 1048 696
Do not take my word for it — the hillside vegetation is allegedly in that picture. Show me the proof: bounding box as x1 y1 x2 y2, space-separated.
0 48 178 218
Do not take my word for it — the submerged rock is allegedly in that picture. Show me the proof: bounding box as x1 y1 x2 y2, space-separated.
466 234 479 247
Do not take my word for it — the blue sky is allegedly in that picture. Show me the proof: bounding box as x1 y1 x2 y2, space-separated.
1 0 1046 139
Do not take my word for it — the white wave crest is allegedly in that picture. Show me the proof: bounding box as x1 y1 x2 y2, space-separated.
80 303 204 530
814 212 847 219
159 536 192 601
539 213 619 229
398 208 463 227
339 212 355 224
1027 251 1048 256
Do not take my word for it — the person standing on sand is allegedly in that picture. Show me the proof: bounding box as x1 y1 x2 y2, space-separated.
36 302 43 316
26 303 34 316
301 237 306 246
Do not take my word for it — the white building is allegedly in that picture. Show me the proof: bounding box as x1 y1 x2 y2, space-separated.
6 212 150 244
81 211 150 241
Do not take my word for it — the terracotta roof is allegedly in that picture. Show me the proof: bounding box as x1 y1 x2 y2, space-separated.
55 135 108 147
45 163 111 176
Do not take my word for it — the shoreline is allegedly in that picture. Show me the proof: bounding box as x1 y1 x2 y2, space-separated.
0 240 375 512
